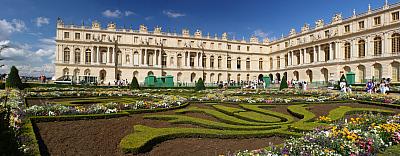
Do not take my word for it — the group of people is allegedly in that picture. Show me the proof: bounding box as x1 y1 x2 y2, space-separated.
39 75 47 83
290 79 308 91
366 78 391 94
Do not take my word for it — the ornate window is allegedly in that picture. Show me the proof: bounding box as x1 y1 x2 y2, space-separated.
63 48 70 63
246 58 250 70
227 56 231 69
258 58 263 70
85 49 91 64
162 52 167 66
237 57 241 69
392 33 400 53
270 57 273 70
344 42 351 60
210 56 214 68
358 40 365 57
374 37 382 56
276 56 280 69
177 54 182 67
74 48 81 64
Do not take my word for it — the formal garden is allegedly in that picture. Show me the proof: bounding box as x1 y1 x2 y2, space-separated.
1 67 400 156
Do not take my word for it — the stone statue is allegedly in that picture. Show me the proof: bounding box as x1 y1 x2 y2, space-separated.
289 28 296 36
332 13 342 23
315 19 324 28
301 23 310 32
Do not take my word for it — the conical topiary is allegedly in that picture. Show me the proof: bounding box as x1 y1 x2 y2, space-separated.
130 76 140 90
195 78 206 91
340 74 346 82
5 66 23 90
279 74 288 90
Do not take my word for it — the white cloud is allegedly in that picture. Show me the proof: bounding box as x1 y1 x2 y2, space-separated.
102 9 122 18
34 17 50 27
124 11 135 16
253 29 269 38
0 37 56 76
0 19 26 41
145 16 153 21
163 10 186 18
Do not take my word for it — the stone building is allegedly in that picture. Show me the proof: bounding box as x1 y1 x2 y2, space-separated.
54 2 400 85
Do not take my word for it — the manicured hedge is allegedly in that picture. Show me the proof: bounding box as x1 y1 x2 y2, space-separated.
22 119 41 156
239 104 294 123
119 125 301 154
143 114 282 130
176 107 280 126
234 111 282 123
287 104 327 131
327 106 395 121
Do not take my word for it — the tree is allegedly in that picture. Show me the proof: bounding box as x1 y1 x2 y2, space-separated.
5 66 23 90
279 74 288 90
130 76 140 90
340 74 346 82
195 78 206 91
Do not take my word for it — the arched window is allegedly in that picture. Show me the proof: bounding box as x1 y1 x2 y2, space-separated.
84 69 90 76
276 56 280 69
63 48 70 63
63 68 69 76
85 49 91 64
210 55 215 68
237 57 241 69
246 58 250 70
75 48 81 64
344 42 351 59
374 37 382 56
218 56 222 68
270 57 273 70
202 55 206 68
126 55 130 64
162 52 167 66
259 58 263 70
227 56 231 69
358 40 365 58
117 51 122 65
133 52 139 66
177 72 182 82
391 62 400 82
177 54 182 67
392 33 400 53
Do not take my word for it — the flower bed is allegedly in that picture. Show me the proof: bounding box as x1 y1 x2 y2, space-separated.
237 113 400 156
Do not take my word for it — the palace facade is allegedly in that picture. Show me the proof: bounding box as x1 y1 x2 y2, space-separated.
54 2 400 85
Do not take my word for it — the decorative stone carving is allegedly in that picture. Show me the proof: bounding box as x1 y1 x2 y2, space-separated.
315 19 324 29
182 29 189 37
332 13 342 24
263 38 270 44
107 22 116 30
301 23 310 33
139 24 148 33
91 20 100 29
250 36 258 43
194 29 202 38
57 17 64 27
289 28 296 36
222 32 227 40
154 26 162 34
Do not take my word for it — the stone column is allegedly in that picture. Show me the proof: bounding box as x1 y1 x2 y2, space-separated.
106 47 110 64
313 46 317 63
318 45 322 62
144 49 148 66
291 51 294 65
329 43 334 61
96 46 100 64
384 33 390 56
81 46 85 64
112 47 116 64
70 46 75 64
300 49 303 64
335 42 340 60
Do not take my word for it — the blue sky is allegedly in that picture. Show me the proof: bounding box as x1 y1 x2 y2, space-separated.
0 0 397 76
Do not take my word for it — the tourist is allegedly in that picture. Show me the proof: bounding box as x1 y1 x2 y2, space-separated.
366 80 373 94
380 80 386 94
339 81 347 93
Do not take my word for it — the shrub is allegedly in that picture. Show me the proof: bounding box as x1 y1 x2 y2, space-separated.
195 78 205 91
130 77 140 90
279 74 288 90
6 66 23 90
